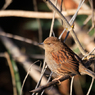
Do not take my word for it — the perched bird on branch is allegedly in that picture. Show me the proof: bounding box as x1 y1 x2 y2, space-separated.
43 37 95 78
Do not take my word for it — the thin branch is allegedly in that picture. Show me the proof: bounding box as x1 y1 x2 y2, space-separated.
73 0 90 9
40 72 53 95
4 52 17 95
60 0 63 11
0 10 93 18
41 0 57 92
89 0 94 26
0 28 47 86
0 27 60 95
70 76 74 95
30 73 76 93
30 55 95 93
82 46 95 95
86 78 94 95
0 31 44 48
71 0 85 24
44 0 71 30
32 64 47 95
88 0 95 33
82 47 95 60
59 0 85 43
77 32 95 52
63 31 70 42
71 30 86 55
49 0 57 37
60 0 63 25
83 15 92 25
1 0 12 10
44 0 86 55
33 0 42 42
20 60 40 95
30 54 44 59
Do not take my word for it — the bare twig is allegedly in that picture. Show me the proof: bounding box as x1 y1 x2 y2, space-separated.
0 28 60 95
82 46 95 95
30 73 76 93
20 60 40 95
60 0 63 11
4 52 17 95
44 0 86 55
0 10 93 18
30 54 44 59
63 31 70 42
49 0 57 37
70 76 74 95
40 72 53 95
77 32 95 52
70 0 85 25
30 55 95 93
59 0 86 55
0 28 47 86
88 0 95 33
0 28 61 95
33 0 42 42
73 0 90 9
86 78 94 95
32 63 47 95
0 31 44 48
60 0 63 25
83 15 92 25
34 1 58 94
44 0 71 30
82 47 95 60
71 30 86 55
1 0 12 10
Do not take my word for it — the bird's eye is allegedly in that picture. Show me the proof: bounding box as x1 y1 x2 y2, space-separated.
47 43 51 45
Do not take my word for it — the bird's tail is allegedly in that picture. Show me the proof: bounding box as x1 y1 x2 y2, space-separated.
79 64 95 78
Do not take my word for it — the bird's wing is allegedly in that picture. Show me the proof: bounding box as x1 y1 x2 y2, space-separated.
51 49 79 74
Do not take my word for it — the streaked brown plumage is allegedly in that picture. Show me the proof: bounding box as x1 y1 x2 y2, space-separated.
44 37 95 78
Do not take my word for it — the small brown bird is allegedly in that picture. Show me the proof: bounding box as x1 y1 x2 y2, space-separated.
43 37 95 78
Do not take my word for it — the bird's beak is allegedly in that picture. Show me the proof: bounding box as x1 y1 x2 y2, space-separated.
38 42 44 49
38 42 44 45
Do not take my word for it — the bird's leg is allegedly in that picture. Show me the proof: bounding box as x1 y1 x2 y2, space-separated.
52 76 63 85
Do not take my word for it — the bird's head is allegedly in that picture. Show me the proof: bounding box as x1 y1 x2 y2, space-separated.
43 37 62 51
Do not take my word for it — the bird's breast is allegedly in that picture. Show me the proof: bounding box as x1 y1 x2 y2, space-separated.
45 51 59 73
